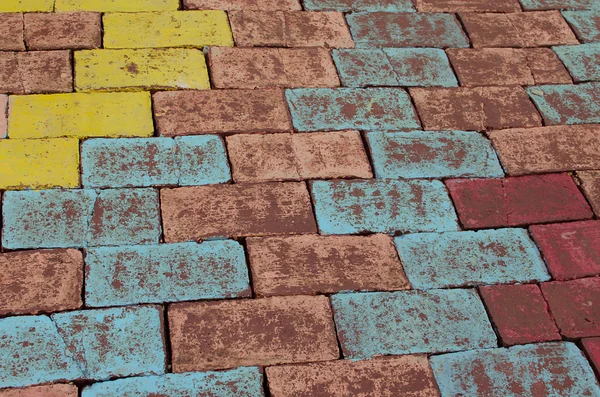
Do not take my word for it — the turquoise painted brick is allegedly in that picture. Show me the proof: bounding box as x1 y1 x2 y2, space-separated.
520 0 597 10
82 367 264 397
333 49 398 87
52 305 165 381
0 315 83 388
311 179 459 234
286 88 420 131
554 43 600 81
562 11 600 42
85 240 251 307
331 289 497 359
176 136 230 186
395 229 551 289
367 130 503 179
304 0 415 11
431 342 600 397
527 82 600 125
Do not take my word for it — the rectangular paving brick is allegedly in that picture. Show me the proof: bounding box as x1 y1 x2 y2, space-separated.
169 296 339 371
247 234 410 296
0 0 53 12
24 12 101 50
563 10 600 42
266 356 441 397
415 0 521 11
395 229 550 289
430 343 600 396
226 131 372 182
331 289 496 359
0 385 78 397
520 0 596 10
367 130 503 179
153 90 291 135
582 338 600 374
286 88 420 131
0 50 72 94
161 182 316 241
554 43 600 82
527 82 600 125
8 92 153 138
311 179 459 234
446 173 593 228
579 170 600 214
523 48 574 84
209 47 339 89
333 48 457 87
304 0 415 11
0 13 25 51
347 12 469 48
103 11 233 49
85 240 250 307
0 249 83 316
183 0 301 10
55 0 179 11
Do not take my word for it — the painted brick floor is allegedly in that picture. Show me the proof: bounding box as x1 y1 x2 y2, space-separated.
1 0 600 395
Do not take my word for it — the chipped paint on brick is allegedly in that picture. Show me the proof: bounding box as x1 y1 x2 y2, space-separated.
527 82 600 125
304 0 415 11
562 10 600 42
554 43 600 82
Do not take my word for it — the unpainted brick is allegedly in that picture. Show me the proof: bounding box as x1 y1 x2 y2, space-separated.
0 385 78 397
24 12 101 50
0 50 72 94
0 13 25 51
183 0 301 10
578 170 600 214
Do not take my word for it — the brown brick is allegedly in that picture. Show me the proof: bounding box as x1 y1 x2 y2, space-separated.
0 13 25 51
184 0 301 10
578 170 600 215
0 249 83 316
0 50 72 94
24 12 101 50
0 384 78 397
524 48 573 84
169 295 339 371
415 0 520 11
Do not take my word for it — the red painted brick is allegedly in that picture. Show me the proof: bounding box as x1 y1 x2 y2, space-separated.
578 170 600 215
542 277 600 338
0 249 83 316
184 0 301 10
530 221 600 280
24 12 101 50
479 284 561 346
410 86 542 131
582 338 600 374
0 13 25 51
209 47 339 89
0 50 72 94
226 131 372 182
446 173 593 229
153 90 291 136
266 355 441 397
415 0 520 11
161 182 317 241
0 384 78 397
169 296 339 371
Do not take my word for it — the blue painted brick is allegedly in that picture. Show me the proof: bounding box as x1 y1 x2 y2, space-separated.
431 342 600 397
367 130 503 179
554 43 600 82
395 229 551 289
562 11 600 42
331 289 497 359
332 49 398 87
527 82 600 125
311 179 459 234
176 136 230 186
82 367 264 397
286 88 420 132
520 0 597 10
85 240 251 307
304 0 415 11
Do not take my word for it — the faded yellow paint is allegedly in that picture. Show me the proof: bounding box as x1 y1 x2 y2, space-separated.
103 11 234 49
75 49 210 91
55 0 178 12
8 92 153 139
0 0 53 12
0 138 79 189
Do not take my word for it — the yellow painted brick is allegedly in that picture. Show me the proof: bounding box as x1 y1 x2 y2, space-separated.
0 0 53 12
103 11 233 49
8 92 153 139
0 138 79 189
55 0 178 12
75 49 210 91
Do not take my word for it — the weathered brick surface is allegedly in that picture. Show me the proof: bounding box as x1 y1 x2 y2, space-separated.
55 0 179 11
247 234 410 296
527 82 600 125
266 356 441 397
554 43 600 82
415 0 521 12
520 0 596 10
169 296 339 371
0 0 53 12
0 13 25 51
525 48 573 84
0 385 79 397
563 10 600 42
183 0 301 10
24 12 101 50
582 338 600 374
226 131 372 182
479 284 561 346
0 50 72 94
304 0 414 11
578 170 600 214
161 182 316 241
0 94 6 138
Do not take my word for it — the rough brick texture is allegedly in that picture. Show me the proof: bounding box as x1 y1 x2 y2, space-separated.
0 13 25 51
304 0 415 11
0 50 72 94
415 0 521 11
578 170 600 214
563 10 600 42
0 385 78 397
582 338 600 374
527 82 600 125
184 0 301 10
554 43 600 82
24 12 101 50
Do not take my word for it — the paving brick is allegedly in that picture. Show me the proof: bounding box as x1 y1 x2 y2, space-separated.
229 11 354 47
347 12 469 48
52 305 165 380
446 173 593 228
153 90 291 135
0 0 53 12
209 47 339 89
415 0 521 12
161 182 316 241
82 367 264 397
266 356 441 397
8 92 153 139
579 170 600 214
461 11 579 47
226 131 372 182
247 234 409 296
523 48 574 84
520 0 597 10
0 385 78 397
2 188 161 249
103 11 233 49
0 13 25 51
55 0 178 12
527 82 600 125
24 12 101 50
169 296 339 371
430 342 600 396
82 136 230 188
304 0 414 11
0 50 72 94
395 229 549 289
542 277 600 338
410 86 542 131
85 240 250 307
563 10 600 42
286 88 420 131
479 284 561 346
490 125 600 175
367 130 503 179
0 138 80 190
530 220 600 280
183 0 301 10
582 338 600 374
555 43 600 82
0 95 6 138
333 48 457 87
332 289 496 359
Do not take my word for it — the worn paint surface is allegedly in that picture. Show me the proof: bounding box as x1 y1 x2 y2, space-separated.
304 0 414 11
554 43 600 82
527 82 600 125
562 10 600 42
0 0 53 12
183 0 302 11
520 0 597 10
55 0 179 11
